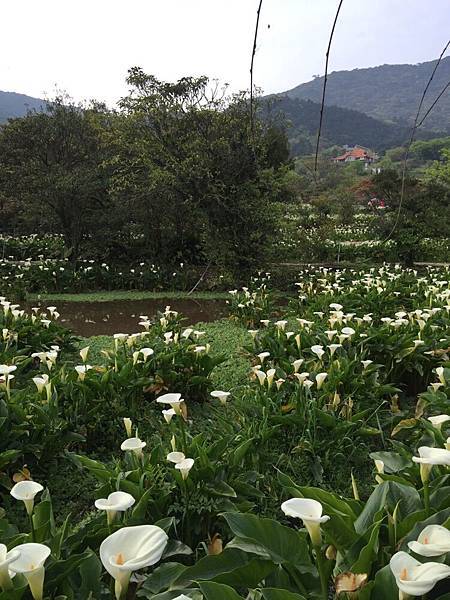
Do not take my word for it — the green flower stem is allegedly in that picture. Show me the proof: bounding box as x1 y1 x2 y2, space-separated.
423 480 430 515
29 512 35 542
314 544 329 600
179 417 188 455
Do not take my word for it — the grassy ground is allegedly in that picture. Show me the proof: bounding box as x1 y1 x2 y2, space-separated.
76 319 252 391
29 290 230 302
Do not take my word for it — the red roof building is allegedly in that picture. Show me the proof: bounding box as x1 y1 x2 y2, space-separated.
333 146 377 164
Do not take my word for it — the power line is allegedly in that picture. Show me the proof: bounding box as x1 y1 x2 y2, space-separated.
382 39 450 243
314 0 344 175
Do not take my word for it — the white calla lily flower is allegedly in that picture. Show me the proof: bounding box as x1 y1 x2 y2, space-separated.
413 446 450 482
175 458 195 480
408 525 450 557
428 415 450 430
120 437 146 457
210 390 230 405
100 525 168 600
390 550 450 597
9 543 51 600
315 372 328 389
75 364 92 381
156 393 184 415
95 491 135 524
281 498 330 545
10 481 44 515
167 452 185 464
0 544 19 591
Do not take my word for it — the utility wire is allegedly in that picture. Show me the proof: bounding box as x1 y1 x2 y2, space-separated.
382 39 450 243
416 80 450 129
314 0 344 175
250 0 263 144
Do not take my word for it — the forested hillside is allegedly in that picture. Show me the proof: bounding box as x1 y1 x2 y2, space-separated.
284 57 450 132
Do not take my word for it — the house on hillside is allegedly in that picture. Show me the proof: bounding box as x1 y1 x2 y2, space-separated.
332 145 378 169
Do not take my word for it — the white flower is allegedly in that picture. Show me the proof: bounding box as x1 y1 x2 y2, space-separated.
281 498 330 545
266 368 276 389
175 458 195 480
95 491 135 524
361 360 373 369
408 525 450 557
9 543 51 600
156 393 185 416
0 365 17 376
139 348 154 361
390 551 450 596
10 481 44 515
328 344 341 356
167 452 185 464
120 437 146 457
436 367 446 385
428 415 450 430
79 346 90 362
292 359 304 373
0 543 20 591
75 364 92 381
275 320 287 330
100 525 168 600
162 409 176 423
255 370 266 386
311 345 325 360
210 390 230 405
257 351 270 363
315 372 328 389
341 327 355 337
32 374 49 393
413 446 450 482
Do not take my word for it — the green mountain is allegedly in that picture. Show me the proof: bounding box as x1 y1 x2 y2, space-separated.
264 96 438 156
0 90 45 123
284 57 450 132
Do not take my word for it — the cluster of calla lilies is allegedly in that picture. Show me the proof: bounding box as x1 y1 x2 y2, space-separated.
282 497 450 599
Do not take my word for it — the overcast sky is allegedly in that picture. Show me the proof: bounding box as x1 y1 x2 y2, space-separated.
1 0 449 105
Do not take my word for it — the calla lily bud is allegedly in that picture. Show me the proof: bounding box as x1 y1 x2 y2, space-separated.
123 418 132 437
79 346 90 362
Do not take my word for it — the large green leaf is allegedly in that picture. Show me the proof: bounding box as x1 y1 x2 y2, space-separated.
221 512 312 567
259 589 307 600
140 562 187 595
369 564 398 599
354 481 421 534
175 548 275 588
199 581 244 599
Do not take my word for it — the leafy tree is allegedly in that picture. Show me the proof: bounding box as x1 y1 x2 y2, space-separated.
0 97 110 257
109 68 289 271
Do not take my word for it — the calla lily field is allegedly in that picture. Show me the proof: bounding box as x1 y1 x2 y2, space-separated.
1 264 450 599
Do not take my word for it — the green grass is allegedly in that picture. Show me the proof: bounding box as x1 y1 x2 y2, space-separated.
76 319 251 391
28 290 230 302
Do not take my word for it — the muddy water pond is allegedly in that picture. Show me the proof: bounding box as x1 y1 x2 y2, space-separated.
34 299 228 337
